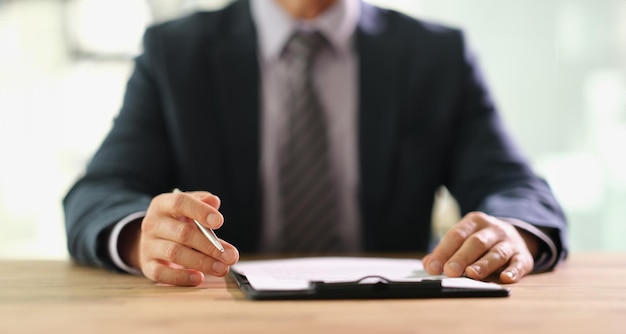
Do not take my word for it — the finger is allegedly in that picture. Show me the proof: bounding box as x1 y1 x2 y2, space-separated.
142 259 205 286
464 241 513 280
500 253 534 284
187 191 221 210
150 216 239 264
421 254 432 271
164 191 224 229
444 226 502 277
217 242 239 265
421 254 440 275
425 217 480 275
150 239 232 277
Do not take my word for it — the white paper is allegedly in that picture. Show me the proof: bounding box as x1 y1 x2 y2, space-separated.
231 257 504 291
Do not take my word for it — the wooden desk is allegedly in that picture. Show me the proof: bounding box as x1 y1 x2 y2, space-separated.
1 253 624 334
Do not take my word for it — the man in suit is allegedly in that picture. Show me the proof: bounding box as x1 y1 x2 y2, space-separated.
64 0 567 286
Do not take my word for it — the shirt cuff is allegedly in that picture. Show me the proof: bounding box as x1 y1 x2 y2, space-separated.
499 217 558 272
108 211 146 276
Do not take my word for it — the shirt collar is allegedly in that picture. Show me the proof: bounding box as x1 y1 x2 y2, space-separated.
251 0 361 61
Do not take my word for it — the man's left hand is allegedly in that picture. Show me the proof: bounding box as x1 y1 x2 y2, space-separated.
422 212 539 283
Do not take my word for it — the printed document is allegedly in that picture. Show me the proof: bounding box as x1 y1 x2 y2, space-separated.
231 257 505 291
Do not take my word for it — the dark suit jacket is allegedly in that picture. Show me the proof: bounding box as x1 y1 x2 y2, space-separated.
63 0 567 271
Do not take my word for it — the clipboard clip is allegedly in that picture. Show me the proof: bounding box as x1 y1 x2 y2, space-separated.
310 275 442 293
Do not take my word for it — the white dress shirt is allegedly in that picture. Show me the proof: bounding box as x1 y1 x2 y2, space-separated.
252 0 362 252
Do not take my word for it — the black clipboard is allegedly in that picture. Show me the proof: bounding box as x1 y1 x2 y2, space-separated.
230 271 510 300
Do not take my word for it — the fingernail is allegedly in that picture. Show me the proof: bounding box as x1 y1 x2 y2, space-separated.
189 272 203 284
447 262 462 275
221 249 237 262
207 213 220 227
504 270 517 281
428 260 443 274
212 261 227 274
470 265 481 275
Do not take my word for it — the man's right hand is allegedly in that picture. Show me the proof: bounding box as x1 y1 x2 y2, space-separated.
119 190 239 286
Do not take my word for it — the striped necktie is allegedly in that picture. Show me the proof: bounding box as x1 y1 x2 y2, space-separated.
278 31 341 253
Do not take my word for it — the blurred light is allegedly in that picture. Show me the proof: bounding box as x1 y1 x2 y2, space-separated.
555 1 586 64
585 70 626 188
536 153 605 214
65 0 150 57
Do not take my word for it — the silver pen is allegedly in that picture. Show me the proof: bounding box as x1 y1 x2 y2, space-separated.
172 188 225 253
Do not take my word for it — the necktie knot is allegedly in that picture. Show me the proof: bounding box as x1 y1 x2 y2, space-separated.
284 31 327 69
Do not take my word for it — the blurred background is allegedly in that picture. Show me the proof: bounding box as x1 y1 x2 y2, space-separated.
0 0 624 260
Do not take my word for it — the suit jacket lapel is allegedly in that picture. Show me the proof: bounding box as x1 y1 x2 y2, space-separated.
212 0 262 250
356 4 403 247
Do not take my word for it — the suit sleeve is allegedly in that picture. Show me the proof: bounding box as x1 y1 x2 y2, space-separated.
444 32 568 270
63 27 174 270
